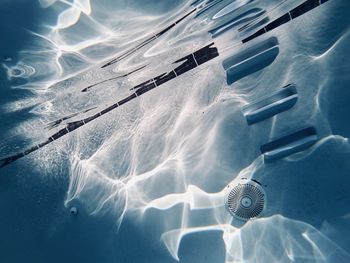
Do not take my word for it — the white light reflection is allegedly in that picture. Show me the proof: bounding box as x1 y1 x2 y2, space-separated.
3 0 350 262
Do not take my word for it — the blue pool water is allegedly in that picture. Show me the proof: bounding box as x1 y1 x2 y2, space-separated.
0 0 350 262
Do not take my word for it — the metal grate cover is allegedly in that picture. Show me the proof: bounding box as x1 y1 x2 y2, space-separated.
226 181 266 221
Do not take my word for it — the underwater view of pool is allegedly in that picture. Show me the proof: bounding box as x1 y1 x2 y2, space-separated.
0 0 349 262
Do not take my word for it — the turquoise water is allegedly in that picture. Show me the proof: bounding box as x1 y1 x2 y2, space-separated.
0 0 350 262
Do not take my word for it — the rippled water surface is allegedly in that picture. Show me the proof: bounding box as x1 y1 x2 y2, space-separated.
0 0 350 262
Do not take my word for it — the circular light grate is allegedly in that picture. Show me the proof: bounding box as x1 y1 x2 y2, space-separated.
226 181 266 221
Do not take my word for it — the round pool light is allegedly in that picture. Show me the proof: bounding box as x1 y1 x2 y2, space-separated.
70 206 78 216
225 181 266 221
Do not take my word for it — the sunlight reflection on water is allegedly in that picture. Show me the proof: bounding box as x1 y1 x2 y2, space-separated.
1 0 350 262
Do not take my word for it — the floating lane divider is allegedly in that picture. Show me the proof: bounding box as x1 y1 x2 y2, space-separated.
222 37 279 85
242 84 298 125
260 127 318 162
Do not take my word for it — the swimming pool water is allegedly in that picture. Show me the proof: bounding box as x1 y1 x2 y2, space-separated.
0 0 349 262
